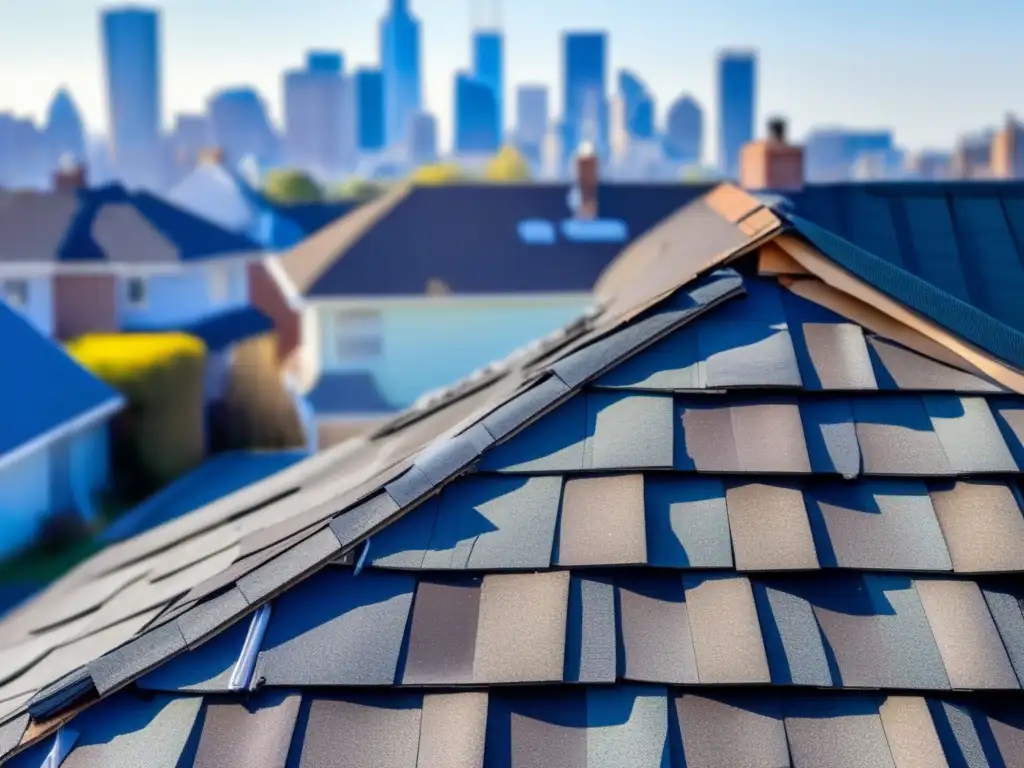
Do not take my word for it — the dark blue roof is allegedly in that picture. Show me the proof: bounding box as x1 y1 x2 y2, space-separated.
59 184 261 262
306 371 398 415
186 306 274 352
307 183 713 296
776 182 1024 339
0 301 122 459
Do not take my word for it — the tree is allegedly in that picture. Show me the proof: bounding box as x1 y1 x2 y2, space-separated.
485 145 532 182
263 169 324 204
333 177 391 202
411 162 467 185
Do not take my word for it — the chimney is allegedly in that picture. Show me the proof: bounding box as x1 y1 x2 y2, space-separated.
739 117 804 192
991 114 1022 179
575 142 599 219
53 154 88 194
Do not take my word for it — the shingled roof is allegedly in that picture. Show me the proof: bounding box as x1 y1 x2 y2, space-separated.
3 184 1024 766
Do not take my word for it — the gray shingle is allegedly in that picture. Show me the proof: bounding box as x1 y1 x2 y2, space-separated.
421 475 562 570
798 322 878 390
923 395 1017 473
726 481 819 571
868 337 1000 392
806 480 952 571
583 392 675 470
176 586 250 648
480 373 570 443
192 691 301 768
644 476 732 568
684 574 770 684
617 575 697 684
502 692 587 768
983 704 1024 768
784 695 896 768
401 577 481 685
731 400 812 473
915 578 1020 690
853 396 953 476
0 712 28 761
700 324 802 388
136 614 249 692
930 481 1024 573
296 695 422 768
878 695 950 768
416 692 488 768
564 575 616 684
676 691 789 768
753 580 832 687
674 400 739 471
26 562 150 635
593 325 702 391
478 392 586 472
236 527 343 605
254 569 415 686
473 571 569 684
928 700 989 768
367 496 440 569
556 474 647 567
800 398 862 477
88 620 188 695
585 685 670 768
982 585 1024 686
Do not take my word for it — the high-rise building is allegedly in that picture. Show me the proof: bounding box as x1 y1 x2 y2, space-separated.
380 0 422 149
717 50 757 179
515 85 548 146
208 88 280 169
803 129 894 182
167 113 211 184
664 95 703 166
609 95 629 163
617 70 655 140
990 115 1024 179
283 52 356 178
562 32 608 160
454 72 499 155
0 114 48 189
44 88 86 169
409 112 438 165
102 6 163 189
355 68 386 153
472 30 504 144
541 122 563 180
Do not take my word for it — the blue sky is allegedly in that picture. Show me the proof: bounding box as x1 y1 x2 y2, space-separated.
0 0 1021 158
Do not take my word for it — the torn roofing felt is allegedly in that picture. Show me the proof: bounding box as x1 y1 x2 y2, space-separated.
3 183 1024 766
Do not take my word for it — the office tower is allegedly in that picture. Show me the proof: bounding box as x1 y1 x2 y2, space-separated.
515 86 548 146
208 88 280 169
562 32 608 160
167 113 211 183
380 0 422 148
101 6 163 189
44 88 86 169
609 95 629 163
664 95 703 165
541 122 563 180
472 30 504 144
617 70 655 140
454 72 499 155
355 68 385 152
0 115 48 189
409 112 438 165
283 52 356 178
803 129 894 182
991 115 1024 179
717 50 756 178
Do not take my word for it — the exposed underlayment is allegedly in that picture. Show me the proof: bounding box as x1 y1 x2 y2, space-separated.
2 184 1024 766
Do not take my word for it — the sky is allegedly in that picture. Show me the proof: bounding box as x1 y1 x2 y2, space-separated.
0 0 1022 159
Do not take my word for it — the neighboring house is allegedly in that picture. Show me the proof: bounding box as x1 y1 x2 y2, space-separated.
0 299 123 560
6 183 1024 765
270 173 714 438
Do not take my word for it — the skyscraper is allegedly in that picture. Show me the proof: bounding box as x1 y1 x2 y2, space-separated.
664 95 703 166
284 52 356 178
515 86 548 146
454 72 499 155
45 88 86 169
355 68 385 153
208 88 280 170
408 112 438 165
617 70 655 140
562 32 608 160
380 0 422 149
717 50 757 178
472 30 504 144
101 6 163 189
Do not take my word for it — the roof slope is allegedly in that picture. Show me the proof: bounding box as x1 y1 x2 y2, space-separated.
0 192 80 263
0 301 122 460
3 185 1024 766
776 182 1024 337
280 183 714 297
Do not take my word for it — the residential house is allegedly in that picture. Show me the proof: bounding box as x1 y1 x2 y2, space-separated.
270 169 715 441
0 299 123 560
4 183 1024 765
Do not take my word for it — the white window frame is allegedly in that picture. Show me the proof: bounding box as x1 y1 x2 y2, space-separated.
2 279 29 308
126 276 148 308
333 309 383 363
208 264 232 304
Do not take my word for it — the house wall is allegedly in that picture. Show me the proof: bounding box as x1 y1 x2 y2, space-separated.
53 274 119 340
0 422 110 559
118 261 248 328
1 276 55 337
315 295 590 408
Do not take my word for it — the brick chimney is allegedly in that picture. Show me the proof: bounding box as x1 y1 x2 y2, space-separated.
991 114 1023 179
739 117 804 191
575 142 599 219
52 155 88 194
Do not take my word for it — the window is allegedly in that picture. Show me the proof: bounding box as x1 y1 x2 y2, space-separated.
2 279 29 308
126 277 148 307
334 309 382 362
208 264 231 303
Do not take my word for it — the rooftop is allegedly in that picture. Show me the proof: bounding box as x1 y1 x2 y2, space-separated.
1 183 1023 766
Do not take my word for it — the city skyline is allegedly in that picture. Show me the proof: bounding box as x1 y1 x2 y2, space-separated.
1 0 1022 159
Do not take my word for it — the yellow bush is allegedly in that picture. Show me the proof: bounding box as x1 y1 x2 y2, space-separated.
412 163 466 185
485 145 532 182
68 333 207 489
